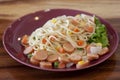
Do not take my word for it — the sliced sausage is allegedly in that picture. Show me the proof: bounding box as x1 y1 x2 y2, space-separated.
63 42 74 53
69 53 82 63
98 47 109 56
34 50 48 61
76 61 89 69
87 53 99 61
47 54 59 62
30 56 39 65
21 35 29 46
39 61 52 69
58 55 70 63
23 46 33 54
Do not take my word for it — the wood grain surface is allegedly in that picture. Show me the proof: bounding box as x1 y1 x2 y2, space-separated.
0 0 120 80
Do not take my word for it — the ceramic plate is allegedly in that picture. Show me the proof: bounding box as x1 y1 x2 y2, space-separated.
3 9 119 71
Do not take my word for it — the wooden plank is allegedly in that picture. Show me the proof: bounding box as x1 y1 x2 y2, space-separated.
0 65 120 80
0 55 23 68
0 0 120 20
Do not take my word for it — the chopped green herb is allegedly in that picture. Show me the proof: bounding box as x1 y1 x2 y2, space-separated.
77 48 83 50
54 62 59 68
27 54 33 58
88 17 109 47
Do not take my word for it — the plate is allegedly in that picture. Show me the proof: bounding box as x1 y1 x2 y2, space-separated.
3 9 119 72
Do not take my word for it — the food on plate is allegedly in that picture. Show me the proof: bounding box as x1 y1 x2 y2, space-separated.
21 14 109 69
39 61 52 69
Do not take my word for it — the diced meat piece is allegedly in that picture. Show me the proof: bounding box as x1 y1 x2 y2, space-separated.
71 19 79 26
86 45 91 53
58 62 66 69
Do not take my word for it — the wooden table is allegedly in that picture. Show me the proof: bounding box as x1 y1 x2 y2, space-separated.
0 0 120 80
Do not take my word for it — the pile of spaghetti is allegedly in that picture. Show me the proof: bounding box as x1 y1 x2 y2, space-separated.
21 14 109 69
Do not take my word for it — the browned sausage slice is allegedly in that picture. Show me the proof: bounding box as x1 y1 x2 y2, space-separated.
47 54 59 62
34 50 48 61
39 61 52 69
30 56 39 65
23 46 33 54
63 42 74 53
21 35 29 46
87 53 99 61
98 47 109 56
58 55 70 63
69 53 82 63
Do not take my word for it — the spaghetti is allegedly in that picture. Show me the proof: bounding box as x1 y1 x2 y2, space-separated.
21 14 109 69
